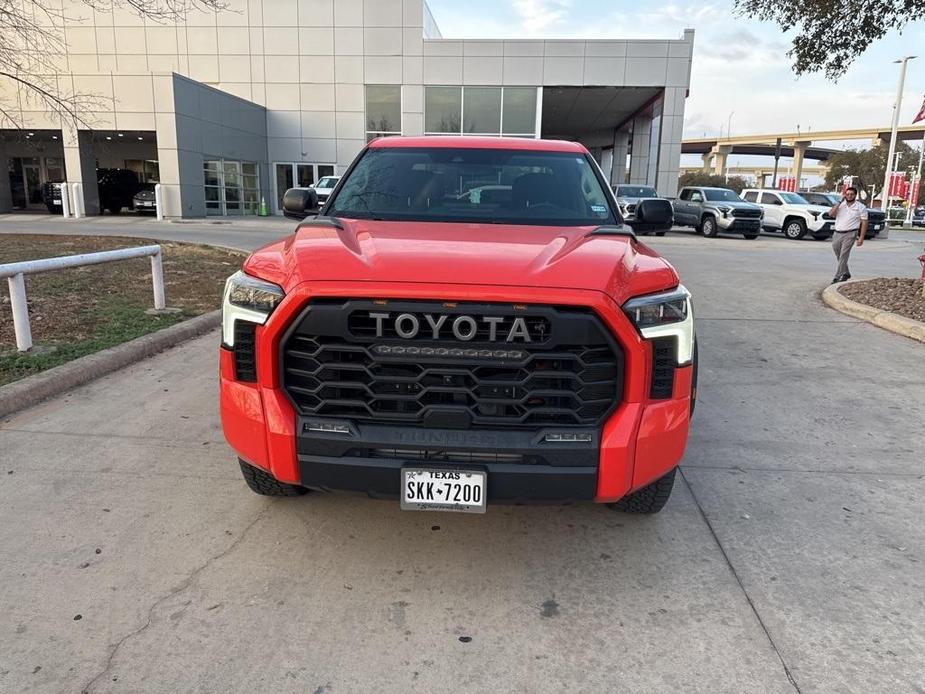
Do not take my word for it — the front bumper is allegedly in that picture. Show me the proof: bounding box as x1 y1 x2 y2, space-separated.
717 216 761 231
220 281 692 504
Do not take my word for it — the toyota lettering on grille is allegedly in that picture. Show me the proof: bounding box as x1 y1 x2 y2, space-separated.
369 312 536 343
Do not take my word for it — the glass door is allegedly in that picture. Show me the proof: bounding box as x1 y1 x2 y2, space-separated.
273 162 331 214
22 163 43 209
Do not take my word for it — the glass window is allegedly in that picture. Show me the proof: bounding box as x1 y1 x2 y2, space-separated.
425 87 462 134
296 164 314 187
463 87 501 134
743 191 758 202
366 85 401 139
327 147 615 226
704 189 742 202
502 88 536 135
616 185 657 198
318 165 335 178
779 192 809 204
760 192 782 205
679 188 692 201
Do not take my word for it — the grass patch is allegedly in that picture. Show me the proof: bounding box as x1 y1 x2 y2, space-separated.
1 234 245 385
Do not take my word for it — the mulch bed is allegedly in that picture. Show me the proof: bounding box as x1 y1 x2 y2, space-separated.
839 278 925 323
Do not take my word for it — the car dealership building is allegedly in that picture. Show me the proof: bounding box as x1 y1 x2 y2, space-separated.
0 0 692 218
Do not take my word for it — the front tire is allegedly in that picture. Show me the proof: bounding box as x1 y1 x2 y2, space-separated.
701 216 719 237
783 218 807 239
239 459 308 496
608 468 677 514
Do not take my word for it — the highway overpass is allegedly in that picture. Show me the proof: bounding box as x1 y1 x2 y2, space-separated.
682 125 925 185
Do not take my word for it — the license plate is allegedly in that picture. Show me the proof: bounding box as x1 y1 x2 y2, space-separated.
872 223 882 230
53 199 61 204
142 201 153 207
401 467 487 514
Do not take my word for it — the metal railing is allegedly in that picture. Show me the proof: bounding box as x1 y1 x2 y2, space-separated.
1 245 166 352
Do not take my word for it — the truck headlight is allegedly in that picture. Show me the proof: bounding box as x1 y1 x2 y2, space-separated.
622 285 694 365
809 211 820 220
221 270 285 347
717 206 731 217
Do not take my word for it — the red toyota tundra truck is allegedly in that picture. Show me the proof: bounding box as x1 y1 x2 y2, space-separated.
220 137 694 514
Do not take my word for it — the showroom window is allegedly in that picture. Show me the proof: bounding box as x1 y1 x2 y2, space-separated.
204 159 260 216
366 85 402 142
424 86 537 137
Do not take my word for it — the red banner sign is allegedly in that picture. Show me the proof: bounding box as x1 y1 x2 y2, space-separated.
911 177 921 208
778 176 797 192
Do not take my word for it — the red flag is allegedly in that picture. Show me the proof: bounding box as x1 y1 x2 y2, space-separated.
914 96 925 124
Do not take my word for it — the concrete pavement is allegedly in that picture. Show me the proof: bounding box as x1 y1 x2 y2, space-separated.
1 219 924 692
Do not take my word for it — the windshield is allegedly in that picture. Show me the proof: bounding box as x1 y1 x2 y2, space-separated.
616 185 657 198
704 189 743 202
326 147 616 226
316 177 338 189
780 192 809 204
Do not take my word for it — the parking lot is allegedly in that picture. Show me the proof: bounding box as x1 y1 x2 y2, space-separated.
1 219 924 692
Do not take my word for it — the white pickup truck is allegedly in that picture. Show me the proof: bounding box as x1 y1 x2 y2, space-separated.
741 189 833 240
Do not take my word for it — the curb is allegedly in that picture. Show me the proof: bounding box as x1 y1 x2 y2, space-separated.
0 310 221 420
822 281 925 344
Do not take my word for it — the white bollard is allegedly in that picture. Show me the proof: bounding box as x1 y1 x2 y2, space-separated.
60 183 70 218
8 273 33 352
150 250 166 310
71 182 83 218
154 183 164 221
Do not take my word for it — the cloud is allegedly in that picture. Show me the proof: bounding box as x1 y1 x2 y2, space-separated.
512 0 572 35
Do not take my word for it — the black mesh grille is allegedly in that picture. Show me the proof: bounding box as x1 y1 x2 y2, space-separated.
732 208 761 219
649 337 676 399
281 300 623 429
233 320 258 382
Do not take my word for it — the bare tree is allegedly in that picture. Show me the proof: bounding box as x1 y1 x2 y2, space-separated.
734 0 925 79
0 0 227 129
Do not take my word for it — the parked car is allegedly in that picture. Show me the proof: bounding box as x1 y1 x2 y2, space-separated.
222 136 697 514
741 189 832 240
672 186 762 238
913 206 925 227
311 175 341 205
799 191 886 238
97 168 140 214
133 183 157 213
612 184 671 236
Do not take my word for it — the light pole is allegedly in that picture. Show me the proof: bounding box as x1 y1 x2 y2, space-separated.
724 111 734 182
881 55 916 238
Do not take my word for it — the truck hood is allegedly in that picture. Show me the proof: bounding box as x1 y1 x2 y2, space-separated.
243 218 678 305
710 200 760 211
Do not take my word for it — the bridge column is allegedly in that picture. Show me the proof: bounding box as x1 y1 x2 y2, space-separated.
755 171 765 189
701 152 712 172
711 145 731 176
611 129 629 186
792 141 810 190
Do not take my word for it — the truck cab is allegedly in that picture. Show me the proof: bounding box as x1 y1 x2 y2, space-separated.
741 189 833 240
672 186 762 239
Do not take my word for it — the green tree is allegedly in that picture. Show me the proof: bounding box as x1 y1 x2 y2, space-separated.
677 172 750 195
824 142 924 201
734 0 925 78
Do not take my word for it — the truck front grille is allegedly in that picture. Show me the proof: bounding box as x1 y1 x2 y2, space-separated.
281 300 624 429
732 208 761 219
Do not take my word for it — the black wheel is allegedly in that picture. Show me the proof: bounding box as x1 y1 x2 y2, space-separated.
743 232 759 240
608 468 677 514
783 218 807 239
812 234 830 241
108 206 122 215
655 231 666 236
238 459 308 496
701 216 719 237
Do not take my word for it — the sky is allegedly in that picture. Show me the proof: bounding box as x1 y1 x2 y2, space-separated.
425 0 925 171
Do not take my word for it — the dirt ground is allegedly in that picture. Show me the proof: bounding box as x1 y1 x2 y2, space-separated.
0 235 244 384
839 277 925 323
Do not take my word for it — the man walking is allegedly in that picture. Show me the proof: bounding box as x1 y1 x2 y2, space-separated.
829 186 868 283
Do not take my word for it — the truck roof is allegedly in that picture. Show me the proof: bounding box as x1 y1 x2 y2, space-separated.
368 135 588 153
681 186 731 191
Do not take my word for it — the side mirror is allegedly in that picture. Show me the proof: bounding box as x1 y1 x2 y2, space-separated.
282 187 320 220
623 198 673 235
